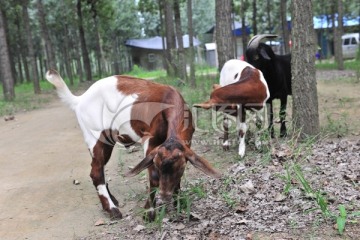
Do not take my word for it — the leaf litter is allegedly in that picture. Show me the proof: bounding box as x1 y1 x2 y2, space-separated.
78 137 360 240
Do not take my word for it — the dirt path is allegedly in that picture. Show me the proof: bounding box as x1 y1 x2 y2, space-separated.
0 100 129 240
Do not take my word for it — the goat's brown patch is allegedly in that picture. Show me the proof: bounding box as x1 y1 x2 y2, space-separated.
209 67 268 108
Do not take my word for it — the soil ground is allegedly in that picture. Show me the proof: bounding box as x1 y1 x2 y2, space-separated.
0 70 359 240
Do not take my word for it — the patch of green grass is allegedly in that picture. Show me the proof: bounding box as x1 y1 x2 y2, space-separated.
316 59 360 71
125 65 166 79
0 77 80 116
321 112 349 138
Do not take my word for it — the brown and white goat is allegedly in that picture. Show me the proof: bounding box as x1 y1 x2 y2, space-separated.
194 59 269 157
45 70 221 220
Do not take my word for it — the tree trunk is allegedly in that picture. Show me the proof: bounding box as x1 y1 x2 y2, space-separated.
291 0 319 139
23 3 41 94
187 0 196 87
173 0 186 81
14 11 24 84
64 24 74 85
280 0 290 54
77 0 92 81
112 37 120 74
89 2 103 78
241 0 248 59
0 9 15 101
158 1 166 70
266 0 272 33
252 0 257 35
37 0 56 69
333 0 344 70
164 0 176 77
215 0 233 71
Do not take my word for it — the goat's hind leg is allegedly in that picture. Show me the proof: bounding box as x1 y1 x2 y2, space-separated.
267 102 275 138
222 114 230 151
279 97 288 137
237 106 247 157
90 141 122 219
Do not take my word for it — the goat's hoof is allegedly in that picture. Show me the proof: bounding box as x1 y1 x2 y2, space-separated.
143 208 156 222
109 208 122 219
222 145 230 151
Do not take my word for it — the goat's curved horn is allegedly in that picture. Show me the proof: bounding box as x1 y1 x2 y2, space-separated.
247 34 278 49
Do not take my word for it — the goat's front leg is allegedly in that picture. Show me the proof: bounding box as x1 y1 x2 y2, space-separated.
90 142 122 219
237 106 247 157
279 97 288 137
222 114 230 151
144 165 159 221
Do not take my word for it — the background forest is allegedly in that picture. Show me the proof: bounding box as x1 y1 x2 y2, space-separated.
0 0 359 100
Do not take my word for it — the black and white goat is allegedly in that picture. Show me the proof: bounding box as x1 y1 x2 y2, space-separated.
246 34 292 138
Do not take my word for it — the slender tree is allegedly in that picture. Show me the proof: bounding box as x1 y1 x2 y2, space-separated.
0 8 15 100
252 0 257 35
333 0 344 70
215 0 233 71
23 1 41 94
164 0 176 76
240 0 249 58
266 0 272 32
187 0 196 87
173 0 186 80
37 0 56 69
291 0 319 139
88 0 104 77
77 0 92 81
280 0 290 54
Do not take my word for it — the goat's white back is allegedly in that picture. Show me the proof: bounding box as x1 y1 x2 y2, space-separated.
219 59 255 86
75 77 140 152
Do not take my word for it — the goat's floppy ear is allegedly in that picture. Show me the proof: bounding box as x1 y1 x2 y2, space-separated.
124 149 157 177
185 148 221 178
193 100 213 110
259 48 271 60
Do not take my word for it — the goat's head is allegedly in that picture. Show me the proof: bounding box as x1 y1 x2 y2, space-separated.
124 137 221 203
246 34 278 65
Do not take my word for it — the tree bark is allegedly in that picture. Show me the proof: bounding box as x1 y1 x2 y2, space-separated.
173 0 186 81
215 0 233 71
280 0 290 54
291 0 319 139
0 9 15 100
77 0 92 81
37 0 56 69
23 2 41 94
187 0 196 87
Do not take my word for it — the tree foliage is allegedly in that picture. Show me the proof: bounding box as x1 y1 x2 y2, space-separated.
0 0 359 100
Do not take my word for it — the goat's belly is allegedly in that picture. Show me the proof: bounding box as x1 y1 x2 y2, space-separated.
116 122 142 144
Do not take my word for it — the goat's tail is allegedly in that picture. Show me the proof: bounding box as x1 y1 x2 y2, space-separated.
45 69 79 111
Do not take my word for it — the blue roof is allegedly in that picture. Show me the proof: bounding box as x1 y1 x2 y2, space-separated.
313 15 360 29
125 35 201 50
